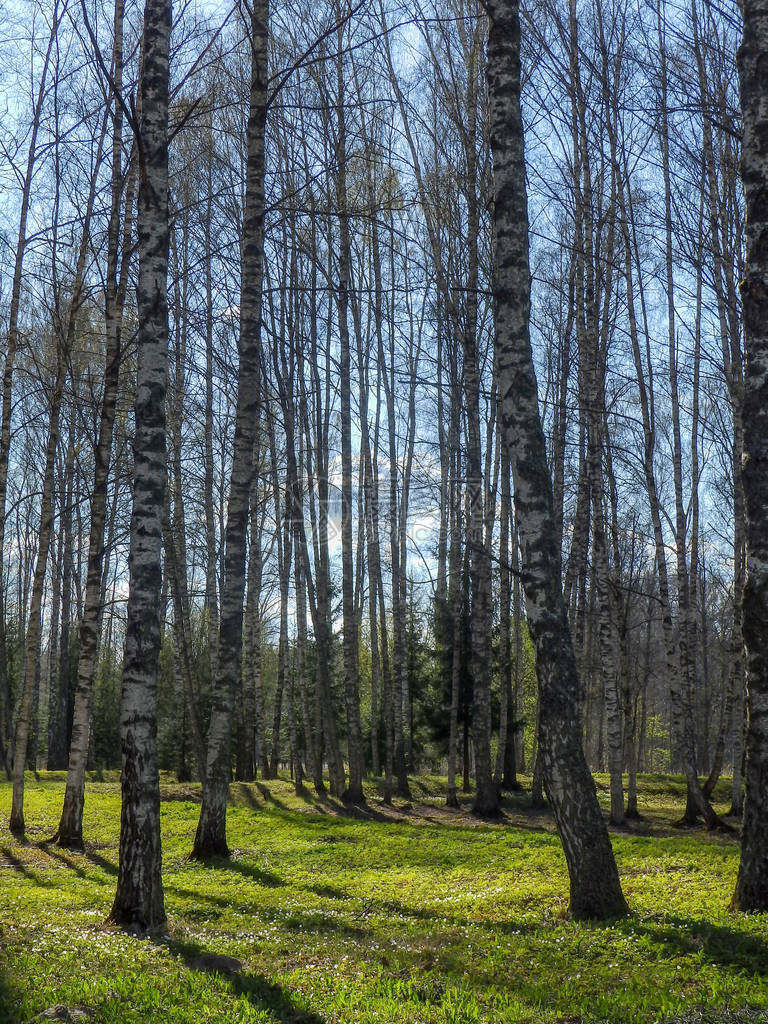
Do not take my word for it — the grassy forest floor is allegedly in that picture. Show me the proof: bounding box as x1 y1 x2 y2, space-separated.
0 773 766 1024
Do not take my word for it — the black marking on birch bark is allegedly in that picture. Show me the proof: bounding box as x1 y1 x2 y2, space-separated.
486 0 627 920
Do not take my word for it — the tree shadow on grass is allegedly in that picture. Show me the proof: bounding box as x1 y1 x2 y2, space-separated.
0 959 24 1024
170 936 327 1023
255 783 291 811
300 880 540 939
230 781 300 815
234 784 260 811
308 881 346 899
4 840 120 895
234 973 327 1022
166 883 371 941
200 856 285 888
83 848 118 877
279 912 368 940
32 840 118 887
35 843 90 880
166 883 234 911
0 845 56 887
627 915 768 976
239 778 415 826
315 796 395 825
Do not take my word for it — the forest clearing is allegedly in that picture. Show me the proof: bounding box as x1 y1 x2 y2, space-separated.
0 773 765 1024
4 0 768 1017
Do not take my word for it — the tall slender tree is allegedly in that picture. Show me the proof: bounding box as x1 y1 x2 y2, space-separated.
109 0 172 934
192 0 268 859
732 0 768 913
56 0 132 848
484 0 627 920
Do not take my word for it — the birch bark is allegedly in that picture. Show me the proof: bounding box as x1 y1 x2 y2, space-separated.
108 0 171 935
193 0 267 858
11 95 108 832
732 0 768 911
335 16 365 803
485 0 627 919
56 1 136 846
0 3 61 776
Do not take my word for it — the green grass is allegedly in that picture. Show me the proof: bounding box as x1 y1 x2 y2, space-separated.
0 773 766 1023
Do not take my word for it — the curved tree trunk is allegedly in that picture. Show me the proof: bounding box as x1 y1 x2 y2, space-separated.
485 0 627 920
192 0 267 859
11 83 109 833
0 3 61 779
56 0 134 847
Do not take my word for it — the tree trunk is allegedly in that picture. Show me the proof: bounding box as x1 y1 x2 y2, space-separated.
485 0 627 920
294 527 313 790
203 160 219 685
0 4 60 779
46 503 63 771
54 425 75 771
446 439 462 808
495 443 512 792
462 35 497 817
10 351 67 831
246 467 267 780
56 0 134 846
108 0 171 936
11 88 108 832
162 498 207 781
334 18 365 804
732 0 768 911
193 0 267 859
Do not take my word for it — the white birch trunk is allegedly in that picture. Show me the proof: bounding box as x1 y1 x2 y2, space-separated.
485 0 627 919
109 0 171 935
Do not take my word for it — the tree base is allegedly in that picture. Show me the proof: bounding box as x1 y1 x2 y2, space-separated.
730 884 768 913
107 907 167 940
706 815 736 835
500 779 522 793
674 813 701 829
328 779 346 799
472 784 501 818
569 892 629 922
342 786 366 806
51 830 85 852
190 836 230 861
676 806 728 832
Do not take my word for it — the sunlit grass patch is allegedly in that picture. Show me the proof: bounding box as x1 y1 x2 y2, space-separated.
0 774 765 1023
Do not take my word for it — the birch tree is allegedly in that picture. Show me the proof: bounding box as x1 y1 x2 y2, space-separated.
732 0 768 913
108 0 172 935
484 0 627 919
193 0 267 858
56 0 133 848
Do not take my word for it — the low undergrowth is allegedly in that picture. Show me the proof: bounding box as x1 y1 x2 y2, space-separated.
0 773 765 1023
